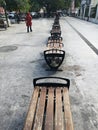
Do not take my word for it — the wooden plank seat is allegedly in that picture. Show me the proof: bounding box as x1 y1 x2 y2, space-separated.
51 33 61 39
23 77 74 130
52 26 60 30
44 49 65 69
47 42 64 50
54 19 59 25
52 24 61 30
48 36 63 41
47 39 62 45
50 29 61 38
50 29 61 34
53 23 60 27
55 16 60 20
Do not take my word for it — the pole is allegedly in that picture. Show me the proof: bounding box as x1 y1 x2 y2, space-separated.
95 4 98 23
3 1 9 27
87 4 91 21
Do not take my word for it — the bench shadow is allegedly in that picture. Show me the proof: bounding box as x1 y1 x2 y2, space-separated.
7 112 26 130
16 32 27 34
30 56 64 79
0 29 6 31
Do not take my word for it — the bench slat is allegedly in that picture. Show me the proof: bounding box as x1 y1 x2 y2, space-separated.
23 87 39 130
55 88 64 130
23 87 74 130
33 87 46 130
44 88 54 130
63 88 74 130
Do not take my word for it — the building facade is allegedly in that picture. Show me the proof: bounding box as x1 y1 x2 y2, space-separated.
79 0 98 23
91 0 98 6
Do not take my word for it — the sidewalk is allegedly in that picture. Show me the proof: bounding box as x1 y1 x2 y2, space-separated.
0 17 98 130
65 17 98 50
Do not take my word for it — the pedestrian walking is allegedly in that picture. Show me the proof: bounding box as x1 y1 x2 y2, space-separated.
25 12 32 32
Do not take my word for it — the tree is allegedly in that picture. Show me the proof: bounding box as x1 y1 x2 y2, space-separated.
64 0 71 9
1 0 75 14
0 0 9 26
75 0 81 7
4 0 30 12
0 0 5 6
31 0 65 13
30 0 41 12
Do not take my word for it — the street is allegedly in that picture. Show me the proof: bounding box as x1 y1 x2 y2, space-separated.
0 17 98 130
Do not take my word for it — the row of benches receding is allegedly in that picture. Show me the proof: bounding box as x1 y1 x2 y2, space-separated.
23 16 74 130
44 16 65 70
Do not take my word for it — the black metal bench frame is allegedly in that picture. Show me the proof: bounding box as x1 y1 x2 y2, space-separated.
23 77 74 130
44 49 65 69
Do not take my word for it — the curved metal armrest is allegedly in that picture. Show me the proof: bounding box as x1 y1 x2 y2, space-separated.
33 77 70 89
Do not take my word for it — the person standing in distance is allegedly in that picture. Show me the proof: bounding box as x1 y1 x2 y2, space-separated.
25 12 32 32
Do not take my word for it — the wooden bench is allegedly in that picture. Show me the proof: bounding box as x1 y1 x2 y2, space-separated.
44 18 64 69
50 29 61 36
54 19 59 25
23 77 74 130
47 42 63 50
52 24 61 30
48 39 62 44
45 38 64 69
48 36 63 41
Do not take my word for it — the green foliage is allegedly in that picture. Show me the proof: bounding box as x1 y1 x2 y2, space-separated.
0 0 3 4
0 0 5 6
1 0 30 12
30 0 66 12
30 0 41 12
75 0 81 7
1 0 79 13
64 0 71 9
